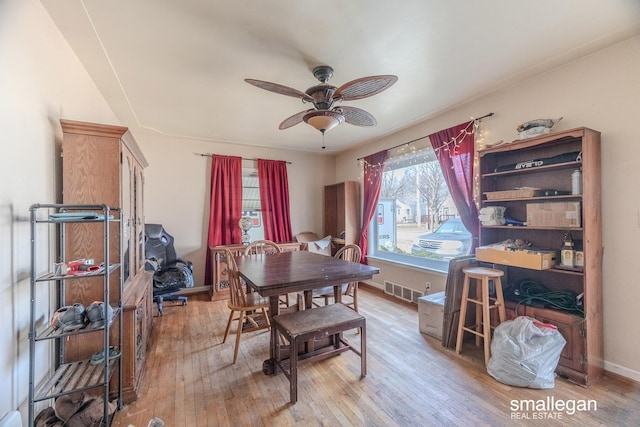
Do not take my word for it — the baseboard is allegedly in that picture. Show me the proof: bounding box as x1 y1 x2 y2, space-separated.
359 281 417 309
605 361 640 383
363 280 383 290
176 285 209 295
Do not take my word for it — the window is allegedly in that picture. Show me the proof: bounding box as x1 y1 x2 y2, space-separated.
241 167 264 241
369 145 470 271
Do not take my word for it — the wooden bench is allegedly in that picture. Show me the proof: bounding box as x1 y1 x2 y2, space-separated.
272 303 366 404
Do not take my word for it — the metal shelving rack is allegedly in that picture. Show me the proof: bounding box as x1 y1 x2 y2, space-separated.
28 203 123 426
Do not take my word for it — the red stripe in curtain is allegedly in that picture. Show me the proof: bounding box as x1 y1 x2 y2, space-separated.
358 150 389 264
204 155 242 286
257 159 293 242
428 121 480 253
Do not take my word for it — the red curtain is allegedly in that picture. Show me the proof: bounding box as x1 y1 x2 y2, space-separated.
358 150 389 264
429 121 480 252
204 155 242 286
258 159 293 242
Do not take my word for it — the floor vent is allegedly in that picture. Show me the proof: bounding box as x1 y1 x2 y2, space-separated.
384 281 423 304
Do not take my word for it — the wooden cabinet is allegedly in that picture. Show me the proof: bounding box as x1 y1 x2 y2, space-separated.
209 242 304 300
500 302 587 381
324 181 361 250
478 127 602 386
61 119 152 402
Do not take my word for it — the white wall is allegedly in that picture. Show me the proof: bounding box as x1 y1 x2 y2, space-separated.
139 133 335 287
337 35 640 381
0 0 120 422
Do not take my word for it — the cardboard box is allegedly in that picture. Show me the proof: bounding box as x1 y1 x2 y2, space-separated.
476 247 558 270
526 202 581 227
418 291 445 339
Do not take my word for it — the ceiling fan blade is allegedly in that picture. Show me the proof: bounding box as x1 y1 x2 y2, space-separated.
335 75 398 101
339 106 377 127
279 109 313 130
245 79 314 103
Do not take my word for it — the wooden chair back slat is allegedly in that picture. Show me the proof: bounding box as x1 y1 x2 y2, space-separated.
243 240 283 256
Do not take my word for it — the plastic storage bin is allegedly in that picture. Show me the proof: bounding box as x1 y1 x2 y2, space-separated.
418 291 446 339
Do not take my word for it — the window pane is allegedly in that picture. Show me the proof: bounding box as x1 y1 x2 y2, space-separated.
370 147 470 271
242 168 264 241
242 169 261 211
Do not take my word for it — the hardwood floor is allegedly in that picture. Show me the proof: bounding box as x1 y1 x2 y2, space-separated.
112 287 639 426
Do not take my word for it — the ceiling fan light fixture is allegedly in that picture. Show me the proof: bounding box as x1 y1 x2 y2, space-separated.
303 110 344 133
246 65 397 138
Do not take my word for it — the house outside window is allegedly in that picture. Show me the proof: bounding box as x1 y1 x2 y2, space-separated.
242 167 264 241
369 145 470 272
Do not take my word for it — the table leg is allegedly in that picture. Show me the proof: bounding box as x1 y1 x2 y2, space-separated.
303 290 312 309
263 295 280 376
333 285 344 349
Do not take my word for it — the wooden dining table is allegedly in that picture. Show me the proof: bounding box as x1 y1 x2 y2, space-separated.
236 250 379 374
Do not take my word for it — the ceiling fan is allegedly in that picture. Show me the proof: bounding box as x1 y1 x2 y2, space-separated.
245 65 398 135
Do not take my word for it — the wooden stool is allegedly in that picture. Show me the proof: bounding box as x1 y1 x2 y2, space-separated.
455 266 506 365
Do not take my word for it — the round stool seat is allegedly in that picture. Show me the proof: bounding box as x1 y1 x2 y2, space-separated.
462 267 504 279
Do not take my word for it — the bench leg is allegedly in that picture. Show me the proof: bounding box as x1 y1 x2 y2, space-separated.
290 336 298 404
360 323 367 378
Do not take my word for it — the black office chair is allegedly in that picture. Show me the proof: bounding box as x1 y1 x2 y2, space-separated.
145 224 194 316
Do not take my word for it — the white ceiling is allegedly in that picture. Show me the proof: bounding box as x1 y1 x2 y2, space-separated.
42 0 640 153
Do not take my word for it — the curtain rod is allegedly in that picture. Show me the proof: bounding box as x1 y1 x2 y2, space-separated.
356 112 494 161
195 153 292 164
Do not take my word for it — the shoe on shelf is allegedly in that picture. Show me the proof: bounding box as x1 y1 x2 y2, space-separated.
51 303 87 332
89 346 121 365
86 301 114 329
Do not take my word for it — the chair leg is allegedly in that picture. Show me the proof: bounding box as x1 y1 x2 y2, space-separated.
352 284 359 312
232 310 245 364
222 309 234 343
494 277 506 322
482 277 492 366
262 307 271 327
475 280 482 347
279 293 290 306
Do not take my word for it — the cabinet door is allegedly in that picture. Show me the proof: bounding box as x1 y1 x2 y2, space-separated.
135 164 145 273
526 306 586 374
135 299 147 380
121 150 134 285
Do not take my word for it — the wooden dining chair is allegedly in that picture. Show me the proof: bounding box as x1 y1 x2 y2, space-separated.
222 249 271 364
312 244 362 312
243 240 299 308
243 240 283 256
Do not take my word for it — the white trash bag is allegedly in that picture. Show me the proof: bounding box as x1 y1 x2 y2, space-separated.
487 316 566 389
